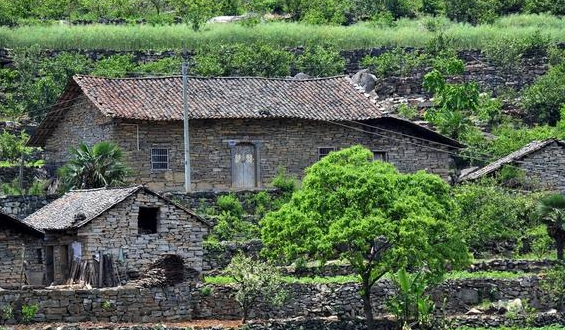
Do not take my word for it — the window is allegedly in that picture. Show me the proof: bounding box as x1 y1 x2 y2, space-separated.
318 147 335 160
373 151 388 162
151 148 169 170
138 207 159 235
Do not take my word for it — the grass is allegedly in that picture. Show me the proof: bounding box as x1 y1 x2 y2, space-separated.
204 270 537 285
456 327 565 330
1 14 565 51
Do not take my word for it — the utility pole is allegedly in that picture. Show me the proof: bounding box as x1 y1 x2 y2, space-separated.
182 61 191 192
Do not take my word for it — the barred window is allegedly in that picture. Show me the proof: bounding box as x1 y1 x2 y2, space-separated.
151 148 169 170
373 151 388 162
318 147 335 161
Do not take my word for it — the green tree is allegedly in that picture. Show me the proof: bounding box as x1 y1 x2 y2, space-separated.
224 254 286 323
91 54 136 78
296 45 345 77
58 141 129 190
261 146 469 330
536 194 565 260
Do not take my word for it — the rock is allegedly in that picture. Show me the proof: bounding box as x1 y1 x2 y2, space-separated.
351 69 377 93
293 72 310 80
466 308 484 315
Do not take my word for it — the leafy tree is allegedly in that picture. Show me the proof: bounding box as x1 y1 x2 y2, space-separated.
295 45 345 77
136 57 183 75
58 141 129 190
362 48 430 78
536 194 565 260
445 0 499 24
261 146 469 330
224 254 286 323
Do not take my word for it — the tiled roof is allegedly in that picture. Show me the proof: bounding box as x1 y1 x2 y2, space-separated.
0 210 44 237
23 186 207 231
72 75 383 121
459 139 565 181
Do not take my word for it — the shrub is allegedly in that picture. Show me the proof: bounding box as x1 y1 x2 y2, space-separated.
136 57 183 75
388 268 435 328
445 0 499 24
541 263 565 310
522 63 565 125
210 194 259 241
300 0 350 25
271 167 298 197
191 43 292 77
295 45 345 77
453 183 537 253
522 225 553 258
217 194 244 217
91 54 137 78
397 103 419 120
361 48 429 78
21 304 38 323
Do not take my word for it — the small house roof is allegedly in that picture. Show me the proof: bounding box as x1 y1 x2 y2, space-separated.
0 210 44 237
459 139 565 182
28 75 463 148
22 186 208 231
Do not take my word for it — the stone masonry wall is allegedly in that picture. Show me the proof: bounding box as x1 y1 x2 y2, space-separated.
110 118 455 192
0 195 57 219
74 189 208 278
0 227 44 288
0 284 192 324
0 277 553 325
517 141 565 191
195 277 551 321
43 99 114 168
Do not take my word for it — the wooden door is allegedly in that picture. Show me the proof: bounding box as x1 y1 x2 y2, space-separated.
232 144 257 188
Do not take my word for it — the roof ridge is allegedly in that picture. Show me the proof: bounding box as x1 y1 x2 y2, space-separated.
73 74 347 82
69 185 142 193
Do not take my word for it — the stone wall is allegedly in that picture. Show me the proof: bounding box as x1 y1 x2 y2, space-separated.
0 277 557 325
0 167 47 191
0 226 44 288
108 118 455 192
0 284 192 324
517 141 565 191
194 277 552 321
0 195 57 219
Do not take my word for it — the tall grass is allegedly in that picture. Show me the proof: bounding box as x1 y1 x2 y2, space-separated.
0 14 564 50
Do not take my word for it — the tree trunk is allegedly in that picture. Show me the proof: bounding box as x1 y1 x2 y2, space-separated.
242 306 248 324
557 235 564 261
362 276 376 330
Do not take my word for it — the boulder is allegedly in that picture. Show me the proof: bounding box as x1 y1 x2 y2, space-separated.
351 69 377 93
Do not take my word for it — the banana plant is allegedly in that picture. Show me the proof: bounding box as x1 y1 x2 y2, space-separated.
388 267 435 329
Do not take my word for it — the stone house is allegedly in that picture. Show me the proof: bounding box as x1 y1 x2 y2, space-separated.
21 186 209 286
459 139 565 190
0 211 44 288
29 75 464 192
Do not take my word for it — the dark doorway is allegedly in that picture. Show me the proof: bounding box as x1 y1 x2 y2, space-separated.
45 246 54 285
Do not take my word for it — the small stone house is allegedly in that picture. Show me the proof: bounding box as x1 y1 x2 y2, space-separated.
459 139 565 190
21 186 209 286
29 75 464 191
0 211 44 288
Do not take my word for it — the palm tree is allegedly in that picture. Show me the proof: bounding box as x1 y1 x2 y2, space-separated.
58 142 129 190
536 194 565 260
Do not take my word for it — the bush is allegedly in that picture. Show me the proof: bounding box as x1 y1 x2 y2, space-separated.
210 194 259 241
21 304 38 323
453 182 537 253
522 64 565 125
191 43 292 77
361 48 429 78
541 263 565 310
445 0 499 24
522 225 553 258
271 167 298 196
397 103 419 120
217 193 244 217
91 54 137 78
296 45 345 77
136 57 183 75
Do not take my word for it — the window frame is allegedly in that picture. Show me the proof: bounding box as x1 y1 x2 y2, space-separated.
151 148 170 171
318 147 336 161
372 150 388 162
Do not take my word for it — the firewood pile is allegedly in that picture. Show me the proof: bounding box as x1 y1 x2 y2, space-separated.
136 254 198 287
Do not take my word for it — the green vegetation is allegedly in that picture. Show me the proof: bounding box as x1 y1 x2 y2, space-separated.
388 268 435 329
456 327 565 330
58 141 130 191
541 263 565 311
261 146 469 330
4 15 565 51
445 270 533 280
224 254 286 323
207 193 260 242
535 194 565 260
20 304 38 324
